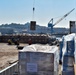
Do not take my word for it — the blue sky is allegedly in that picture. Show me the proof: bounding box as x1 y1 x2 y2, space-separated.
0 0 76 28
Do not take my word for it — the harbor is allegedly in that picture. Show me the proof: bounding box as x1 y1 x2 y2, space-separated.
0 0 76 75
0 32 76 75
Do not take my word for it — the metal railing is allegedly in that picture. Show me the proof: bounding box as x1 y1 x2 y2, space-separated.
0 62 18 75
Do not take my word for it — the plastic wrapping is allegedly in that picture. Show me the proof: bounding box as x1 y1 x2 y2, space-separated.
62 33 75 56
61 33 75 75
74 36 76 63
19 44 59 75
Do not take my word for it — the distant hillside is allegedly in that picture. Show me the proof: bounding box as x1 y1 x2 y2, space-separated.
0 22 69 34
0 22 30 29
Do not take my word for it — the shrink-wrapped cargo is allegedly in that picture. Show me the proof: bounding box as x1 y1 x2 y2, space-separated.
18 44 59 75
61 33 75 75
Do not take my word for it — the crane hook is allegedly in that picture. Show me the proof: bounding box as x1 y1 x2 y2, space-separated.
33 7 35 12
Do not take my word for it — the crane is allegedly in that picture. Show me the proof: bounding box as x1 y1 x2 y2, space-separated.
48 8 75 33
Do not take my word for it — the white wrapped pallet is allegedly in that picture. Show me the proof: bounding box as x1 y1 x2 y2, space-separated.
74 36 76 63
62 33 75 56
18 44 59 75
61 33 75 75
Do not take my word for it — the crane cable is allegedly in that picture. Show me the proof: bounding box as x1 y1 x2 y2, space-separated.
32 0 35 20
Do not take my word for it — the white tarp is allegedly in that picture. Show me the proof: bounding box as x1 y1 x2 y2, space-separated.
62 33 75 56
20 44 58 53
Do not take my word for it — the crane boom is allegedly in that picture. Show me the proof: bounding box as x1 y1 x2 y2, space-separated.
53 8 75 26
48 18 53 24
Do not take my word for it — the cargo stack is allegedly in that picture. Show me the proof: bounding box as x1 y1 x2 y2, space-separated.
61 33 75 75
18 44 59 75
74 36 76 74
62 54 75 75
59 38 63 63
74 36 76 63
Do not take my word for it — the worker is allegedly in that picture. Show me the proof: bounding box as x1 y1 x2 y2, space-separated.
28 39 32 45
